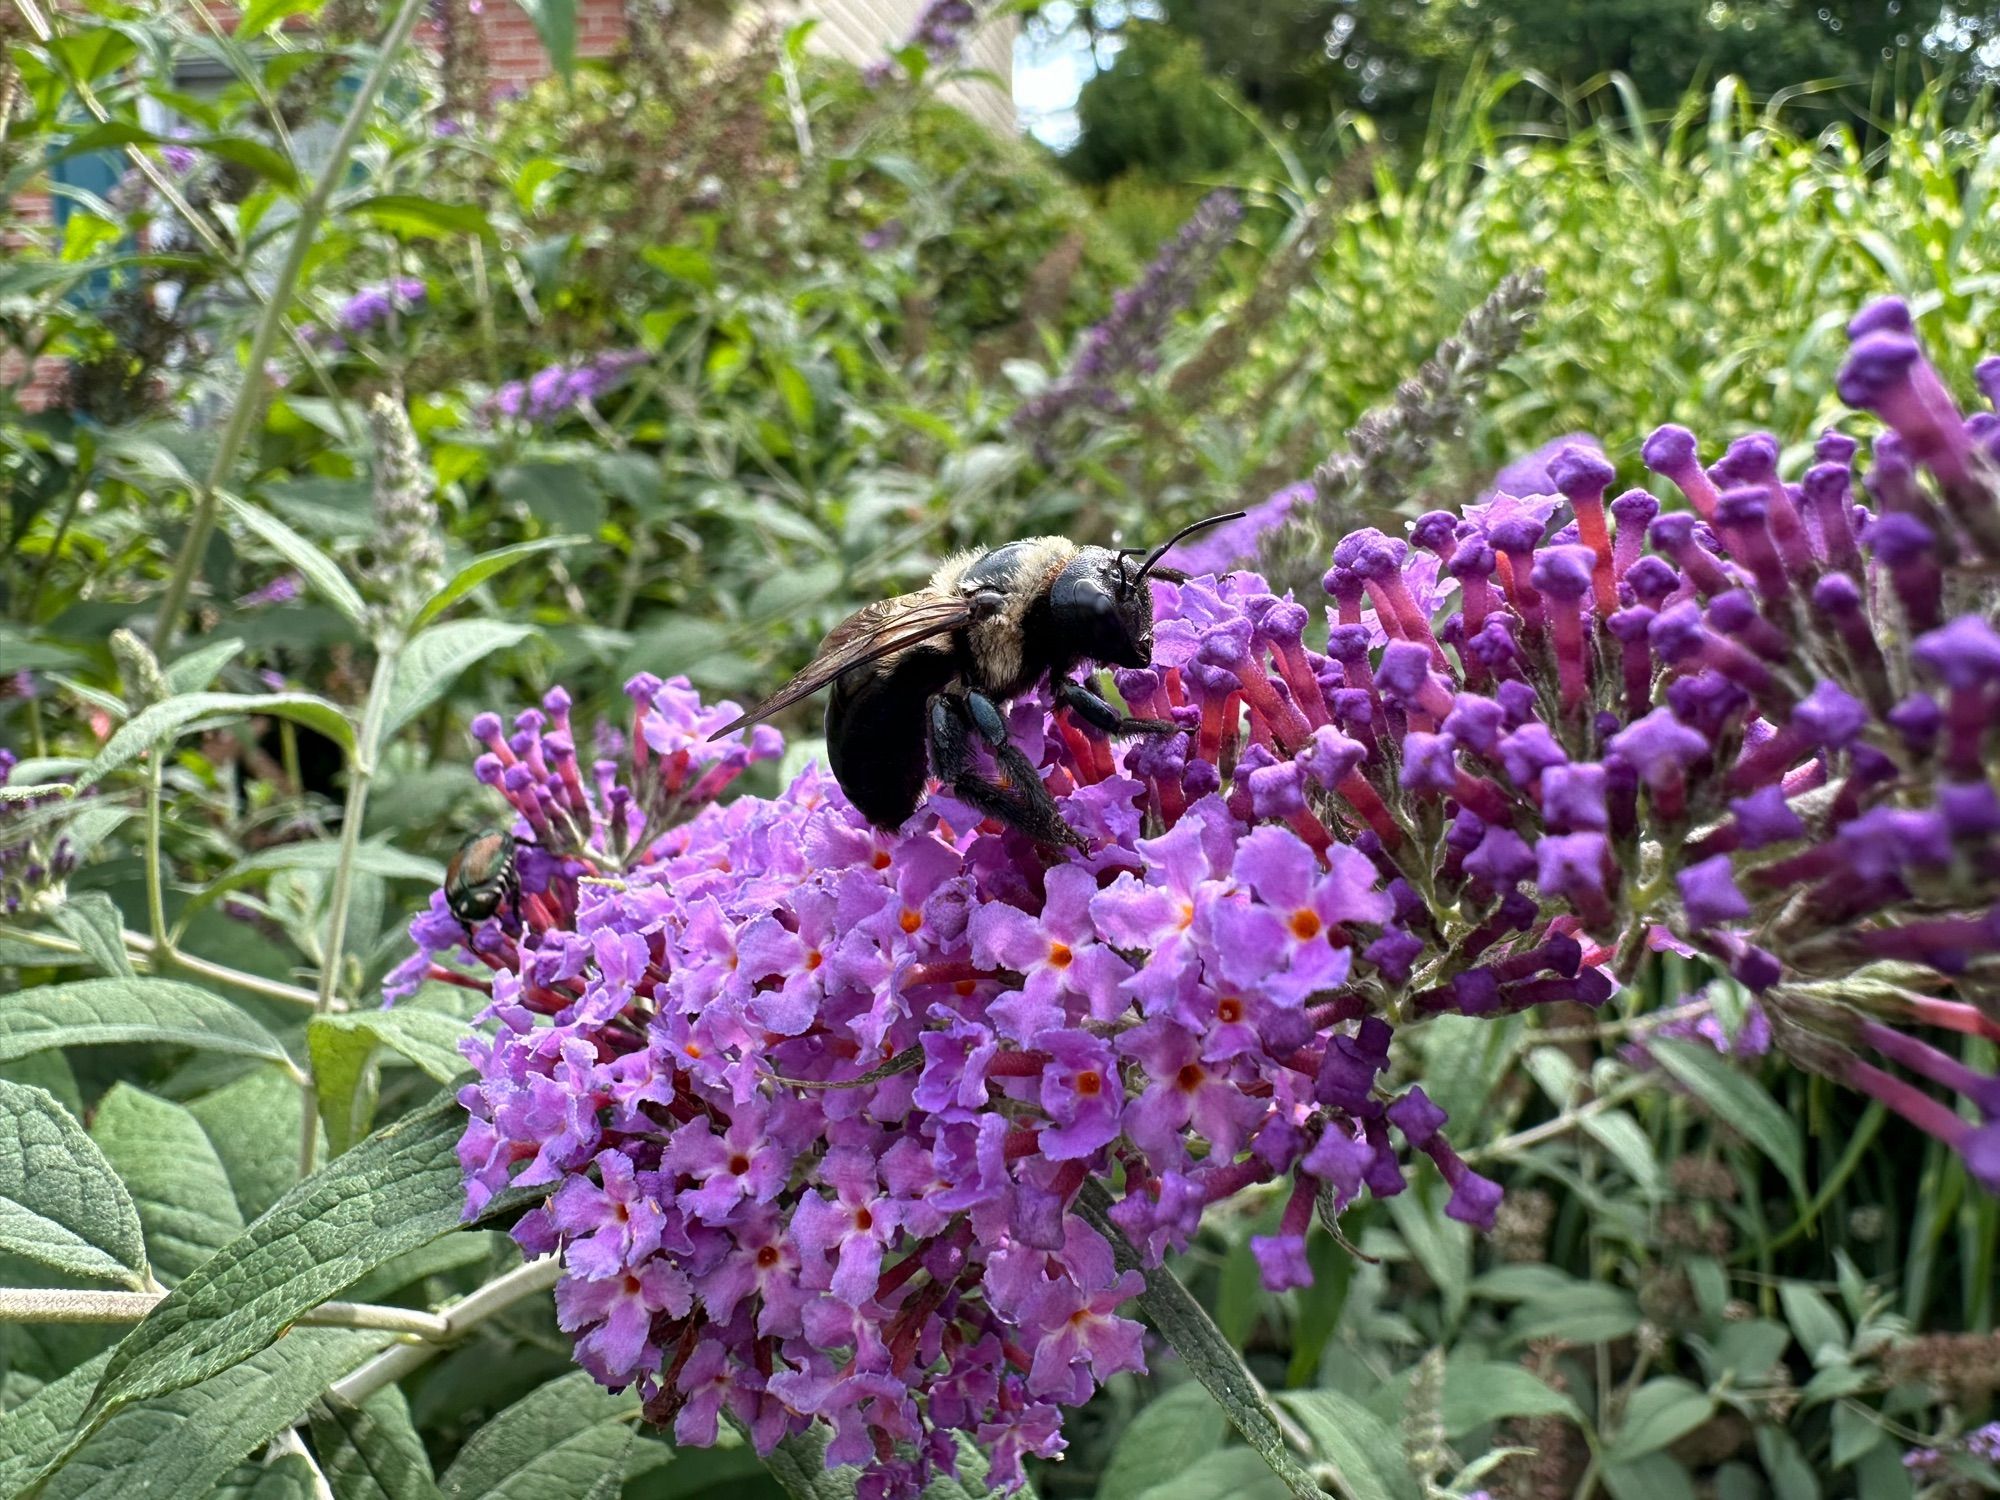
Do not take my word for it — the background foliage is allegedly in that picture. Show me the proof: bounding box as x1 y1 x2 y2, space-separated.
1 3 1997 1499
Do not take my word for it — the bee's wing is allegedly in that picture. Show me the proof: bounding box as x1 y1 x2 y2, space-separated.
710 591 975 737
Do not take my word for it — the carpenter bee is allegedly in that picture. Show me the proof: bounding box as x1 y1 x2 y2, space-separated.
445 827 519 929
713 512 1244 849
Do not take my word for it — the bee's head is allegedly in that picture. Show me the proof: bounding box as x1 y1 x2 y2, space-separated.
1051 511 1247 670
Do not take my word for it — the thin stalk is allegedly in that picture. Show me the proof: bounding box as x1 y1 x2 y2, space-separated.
1459 1072 1656 1165
0 922 322 1011
144 753 168 950
300 632 406 1176
0 1288 449 1339
327 1256 562 1407
150 0 430 654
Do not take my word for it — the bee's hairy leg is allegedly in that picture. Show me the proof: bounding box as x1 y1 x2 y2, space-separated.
930 692 1089 852
1056 680 1180 738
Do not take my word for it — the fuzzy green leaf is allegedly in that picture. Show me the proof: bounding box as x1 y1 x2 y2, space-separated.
1440 1358 1584 1436
437 1371 652 1500
309 1389 443 1500
72 1095 471 1441
79 693 354 790
0 978 295 1071
90 1085 245 1285
1651 1040 1807 1202
412 538 582 630
384 621 537 736
223 495 369 625
37 1330 387 1500
0 1080 149 1288
1277 1389 1419 1500
308 1010 471 1157
1098 1383 1226 1500
50 891 134 978
1607 1376 1715 1464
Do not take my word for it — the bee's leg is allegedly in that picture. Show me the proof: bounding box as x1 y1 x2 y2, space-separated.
930 693 1088 852
1056 680 1179 737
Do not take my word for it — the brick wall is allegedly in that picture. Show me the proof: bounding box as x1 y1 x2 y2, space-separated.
480 0 628 88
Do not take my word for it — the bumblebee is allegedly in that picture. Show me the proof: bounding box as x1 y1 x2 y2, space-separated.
715 512 1242 849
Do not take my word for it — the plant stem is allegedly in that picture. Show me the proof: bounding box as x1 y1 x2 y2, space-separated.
149 0 430 654
0 922 321 1010
300 633 405 1176
1459 1072 1657 1165
326 1256 562 1407
0 1288 450 1338
144 753 169 952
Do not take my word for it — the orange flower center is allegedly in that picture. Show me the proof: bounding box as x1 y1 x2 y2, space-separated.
1176 1063 1205 1091
1216 996 1245 1024
853 1206 874 1232
684 1041 703 1059
1176 900 1195 930
899 908 922 934
1075 1069 1103 1097
872 850 892 870
756 1245 780 1268
1047 941 1074 968
728 1154 751 1176
954 978 977 996
805 949 823 970
1289 908 1323 941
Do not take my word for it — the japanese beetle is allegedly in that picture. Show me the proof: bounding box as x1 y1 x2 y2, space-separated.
445 827 518 926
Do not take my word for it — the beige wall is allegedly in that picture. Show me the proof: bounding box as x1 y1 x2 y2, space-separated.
756 1 1018 133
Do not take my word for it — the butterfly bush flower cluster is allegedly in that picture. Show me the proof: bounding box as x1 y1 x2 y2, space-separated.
864 0 979 84
303 279 427 349
1011 192 1242 461
486 349 650 426
0 751 78 918
391 299 2000 1495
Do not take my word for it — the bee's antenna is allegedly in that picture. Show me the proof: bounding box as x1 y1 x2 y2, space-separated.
1134 510 1248 582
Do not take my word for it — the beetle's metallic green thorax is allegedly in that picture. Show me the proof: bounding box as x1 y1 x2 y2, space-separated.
446 827 518 924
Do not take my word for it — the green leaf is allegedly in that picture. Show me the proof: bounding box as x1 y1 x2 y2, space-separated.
0 978 295 1071
193 839 444 918
1509 1284 1641 1346
1607 1377 1715 1464
37 1330 387 1500
511 0 577 79
0 1081 148 1287
79 693 355 790
412 538 581 631
1277 1388 1419 1500
51 891 134 978
307 1010 469 1156
1440 1358 1583 1437
309 1388 442 1500
189 1067 314 1222
237 0 322 38
1700 1320 1791 1386
1286 1231 1354 1387
347 195 495 240
230 1449 324 1500
163 638 246 694
1756 1425 1823 1500
1074 1182 1327 1500
223 496 369 626
438 1371 646 1500
1849 1437 1914 1499
1135 1449 1290 1500
90 1085 245 1285
1778 1282 1849 1365
384 621 537 736
1581 1109 1663 1197
72 1094 474 1442
1651 1040 1807 1201
1603 1454 1697 1500
0 1351 113 1489
1388 1191 1470 1325
1098 1383 1225 1500
1830 1401 1882 1469
191 137 301 191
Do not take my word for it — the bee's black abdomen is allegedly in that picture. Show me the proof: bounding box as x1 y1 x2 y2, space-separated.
827 653 952 829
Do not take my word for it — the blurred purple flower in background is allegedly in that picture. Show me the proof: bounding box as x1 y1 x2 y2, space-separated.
1013 192 1243 458
391 299 2000 1496
487 350 650 426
